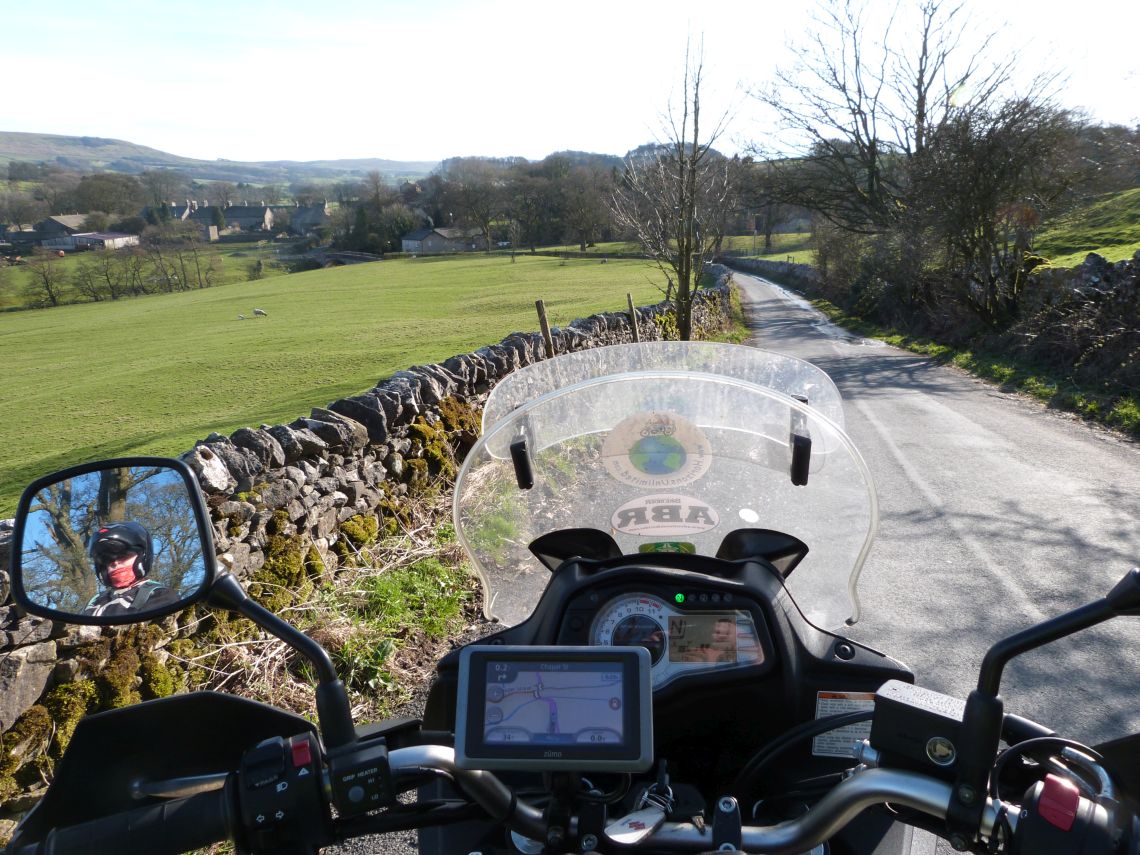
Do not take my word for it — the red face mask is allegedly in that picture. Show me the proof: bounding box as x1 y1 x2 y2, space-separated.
105 554 139 588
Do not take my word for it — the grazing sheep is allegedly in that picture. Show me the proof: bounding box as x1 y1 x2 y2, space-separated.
253 308 268 317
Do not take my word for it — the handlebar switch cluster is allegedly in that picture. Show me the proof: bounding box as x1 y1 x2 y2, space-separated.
328 739 394 817
237 732 328 852
1012 774 1115 854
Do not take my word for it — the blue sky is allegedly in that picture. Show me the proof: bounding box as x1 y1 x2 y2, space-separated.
6 0 1137 163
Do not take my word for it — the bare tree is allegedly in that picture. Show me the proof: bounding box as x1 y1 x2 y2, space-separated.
562 164 613 252
913 98 1076 325
610 40 734 340
441 158 506 252
752 0 1019 234
0 188 48 226
363 170 396 213
208 181 237 208
73 248 137 301
140 169 187 208
24 250 69 306
752 0 1074 327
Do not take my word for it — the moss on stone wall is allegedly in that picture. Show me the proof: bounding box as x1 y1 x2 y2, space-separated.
304 544 327 583
140 652 177 700
41 681 98 758
96 641 141 709
0 704 52 801
340 514 379 549
405 458 430 493
333 513 380 565
251 532 311 612
408 416 458 480
438 396 481 436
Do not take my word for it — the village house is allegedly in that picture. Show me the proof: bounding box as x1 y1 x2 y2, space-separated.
284 202 332 235
400 226 482 254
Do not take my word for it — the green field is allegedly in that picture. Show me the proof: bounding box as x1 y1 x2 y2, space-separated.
0 254 670 515
1 239 287 309
540 232 816 264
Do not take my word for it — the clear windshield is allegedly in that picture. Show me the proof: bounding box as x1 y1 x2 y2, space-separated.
483 342 847 432
455 345 878 630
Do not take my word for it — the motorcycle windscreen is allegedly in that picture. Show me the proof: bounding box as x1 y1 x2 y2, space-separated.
481 341 847 434
455 369 877 630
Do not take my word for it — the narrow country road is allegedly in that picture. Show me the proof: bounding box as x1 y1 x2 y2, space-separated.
734 270 1140 745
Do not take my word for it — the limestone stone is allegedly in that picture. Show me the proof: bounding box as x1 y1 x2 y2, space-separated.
181 445 236 495
230 427 286 469
0 641 57 731
265 424 306 463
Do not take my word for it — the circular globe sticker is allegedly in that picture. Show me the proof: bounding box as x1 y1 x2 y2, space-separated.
602 411 712 488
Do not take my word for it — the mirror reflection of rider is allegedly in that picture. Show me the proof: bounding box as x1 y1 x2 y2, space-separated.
84 522 179 616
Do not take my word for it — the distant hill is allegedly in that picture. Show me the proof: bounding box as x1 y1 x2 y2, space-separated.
0 131 440 185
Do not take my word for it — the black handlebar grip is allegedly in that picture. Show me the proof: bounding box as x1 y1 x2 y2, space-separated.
35 786 235 855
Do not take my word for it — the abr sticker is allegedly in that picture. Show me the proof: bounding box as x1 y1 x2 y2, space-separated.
602 412 712 488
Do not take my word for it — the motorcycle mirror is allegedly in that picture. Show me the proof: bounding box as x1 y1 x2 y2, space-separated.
10 457 216 625
1106 567 1140 616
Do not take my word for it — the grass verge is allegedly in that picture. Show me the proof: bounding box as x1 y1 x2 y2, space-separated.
174 494 484 725
810 298 1140 438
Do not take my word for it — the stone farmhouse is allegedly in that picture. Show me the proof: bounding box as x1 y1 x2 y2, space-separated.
154 200 331 236
400 226 483 254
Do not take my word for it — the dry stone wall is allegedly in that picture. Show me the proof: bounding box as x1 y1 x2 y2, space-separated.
0 270 736 817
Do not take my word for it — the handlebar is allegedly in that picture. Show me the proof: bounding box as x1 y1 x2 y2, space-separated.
6 785 235 855
8 740 1127 855
389 745 548 840
641 768 1011 853
399 747 1013 853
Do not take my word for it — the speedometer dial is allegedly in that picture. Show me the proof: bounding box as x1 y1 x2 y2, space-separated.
590 594 670 665
589 592 765 689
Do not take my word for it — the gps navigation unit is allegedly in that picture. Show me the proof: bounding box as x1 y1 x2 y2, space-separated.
455 646 653 771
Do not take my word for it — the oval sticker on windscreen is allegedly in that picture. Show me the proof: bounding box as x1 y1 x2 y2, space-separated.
612 494 720 537
602 412 712 488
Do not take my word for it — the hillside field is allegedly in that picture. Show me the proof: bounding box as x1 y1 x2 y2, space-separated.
0 255 669 515
1034 188 1140 268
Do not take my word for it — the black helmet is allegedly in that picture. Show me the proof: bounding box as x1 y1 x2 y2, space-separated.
88 521 153 586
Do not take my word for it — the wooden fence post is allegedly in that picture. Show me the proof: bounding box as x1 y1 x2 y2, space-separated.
627 292 640 343
535 299 555 358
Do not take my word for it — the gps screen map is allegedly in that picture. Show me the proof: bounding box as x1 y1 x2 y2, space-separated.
455 646 652 771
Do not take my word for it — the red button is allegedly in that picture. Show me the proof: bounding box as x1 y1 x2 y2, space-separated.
291 738 313 769
1038 773 1080 831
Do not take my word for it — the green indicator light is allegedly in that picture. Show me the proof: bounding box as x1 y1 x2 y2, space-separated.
674 593 685 604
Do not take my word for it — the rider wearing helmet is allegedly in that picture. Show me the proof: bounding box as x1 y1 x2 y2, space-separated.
84 522 179 616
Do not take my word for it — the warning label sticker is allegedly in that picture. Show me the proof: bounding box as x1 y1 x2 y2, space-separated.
811 691 875 758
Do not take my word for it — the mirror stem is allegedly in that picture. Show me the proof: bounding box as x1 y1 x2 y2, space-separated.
977 598 1112 697
207 572 356 749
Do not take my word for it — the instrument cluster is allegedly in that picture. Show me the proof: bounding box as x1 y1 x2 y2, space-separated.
587 591 766 689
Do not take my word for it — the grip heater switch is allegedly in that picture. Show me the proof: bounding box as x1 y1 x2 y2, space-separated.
328 740 393 816
243 736 287 789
